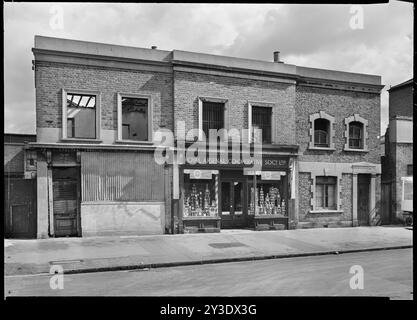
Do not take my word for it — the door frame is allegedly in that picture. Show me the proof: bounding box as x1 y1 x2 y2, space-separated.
357 174 371 226
219 177 248 228
51 166 82 237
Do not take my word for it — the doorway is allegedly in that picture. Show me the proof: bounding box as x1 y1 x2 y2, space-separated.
357 174 371 226
52 167 81 237
220 180 248 228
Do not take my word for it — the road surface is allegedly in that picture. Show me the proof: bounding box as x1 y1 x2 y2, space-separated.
5 248 412 299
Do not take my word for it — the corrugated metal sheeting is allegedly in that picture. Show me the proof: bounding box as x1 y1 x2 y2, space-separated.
81 151 165 202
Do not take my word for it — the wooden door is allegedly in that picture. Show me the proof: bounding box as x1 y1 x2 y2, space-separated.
4 178 37 238
52 167 80 237
220 180 248 228
357 174 370 226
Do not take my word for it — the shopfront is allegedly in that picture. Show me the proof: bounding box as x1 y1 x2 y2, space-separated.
178 154 292 233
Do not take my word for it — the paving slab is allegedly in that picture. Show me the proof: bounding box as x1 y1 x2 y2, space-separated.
4 226 412 276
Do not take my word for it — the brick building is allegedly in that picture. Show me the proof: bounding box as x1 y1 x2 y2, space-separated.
381 79 413 223
29 36 383 238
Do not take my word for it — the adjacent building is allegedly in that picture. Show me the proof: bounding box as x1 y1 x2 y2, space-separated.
29 35 384 238
381 79 413 224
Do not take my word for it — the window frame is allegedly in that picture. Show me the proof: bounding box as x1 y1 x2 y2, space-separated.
344 114 369 152
309 111 335 150
117 92 153 143
61 89 102 142
198 96 228 142
315 176 337 210
247 101 276 144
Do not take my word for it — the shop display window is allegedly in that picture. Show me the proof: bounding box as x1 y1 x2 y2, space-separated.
183 172 219 217
248 181 287 216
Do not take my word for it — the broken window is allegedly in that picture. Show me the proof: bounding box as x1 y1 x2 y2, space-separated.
121 97 149 141
66 93 96 139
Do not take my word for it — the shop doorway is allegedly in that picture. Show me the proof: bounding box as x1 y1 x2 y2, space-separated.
52 167 81 237
220 179 248 228
357 174 371 226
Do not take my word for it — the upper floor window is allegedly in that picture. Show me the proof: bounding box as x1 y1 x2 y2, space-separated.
122 97 149 141
348 121 363 149
202 101 224 139
315 176 337 210
407 164 413 176
344 114 368 152
117 93 153 143
252 106 272 144
309 111 335 150
66 93 96 139
314 119 330 148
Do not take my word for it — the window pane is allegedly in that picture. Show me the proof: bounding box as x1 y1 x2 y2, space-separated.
66 93 96 139
314 119 330 147
252 106 272 144
316 184 323 208
327 184 336 209
202 102 224 138
122 97 149 141
349 122 363 149
404 181 413 200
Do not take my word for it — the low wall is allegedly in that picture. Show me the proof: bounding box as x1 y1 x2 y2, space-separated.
81 201 165 236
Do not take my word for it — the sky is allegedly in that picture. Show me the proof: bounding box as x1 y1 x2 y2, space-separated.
4 2 413 136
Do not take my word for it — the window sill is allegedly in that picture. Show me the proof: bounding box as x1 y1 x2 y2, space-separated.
61 138 102 143
115 140 153 145
344 148 369 153
309 210 343 214
308 147 336 151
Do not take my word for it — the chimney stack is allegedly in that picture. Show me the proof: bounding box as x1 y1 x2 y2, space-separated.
151 46 157 49
273 51 283 63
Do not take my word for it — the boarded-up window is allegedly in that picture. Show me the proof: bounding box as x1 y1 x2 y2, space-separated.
81 152 165 202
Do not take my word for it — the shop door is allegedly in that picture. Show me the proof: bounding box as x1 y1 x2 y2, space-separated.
221 180 248 228
52 167 81 237
357 174 370 226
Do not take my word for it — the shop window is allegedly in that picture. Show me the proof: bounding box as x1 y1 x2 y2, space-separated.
349 122 363 149
314 119 330 147
66 93 96 139
344 114 368 151
183 171 219 217
309 111 335 150
315 176 337 210
252 106 272 144
248 174 287 216
202 101 224 139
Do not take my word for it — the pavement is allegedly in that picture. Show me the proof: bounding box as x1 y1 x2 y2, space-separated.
4 226 413 276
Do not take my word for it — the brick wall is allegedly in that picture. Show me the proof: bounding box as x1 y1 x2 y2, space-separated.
173 71 296 144
295 86 381 163
389 85 413 119
35 61 173 135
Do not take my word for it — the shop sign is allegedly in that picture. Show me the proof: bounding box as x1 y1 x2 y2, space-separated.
261 171 283 180
262 157 288 169
189 169 212 179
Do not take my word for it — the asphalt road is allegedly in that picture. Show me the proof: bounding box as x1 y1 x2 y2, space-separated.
5 248 413 299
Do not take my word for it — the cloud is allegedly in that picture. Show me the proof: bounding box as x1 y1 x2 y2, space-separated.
4 2 413 135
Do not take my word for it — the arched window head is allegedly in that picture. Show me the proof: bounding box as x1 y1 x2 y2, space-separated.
309 111 335 150
344 114 368 152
